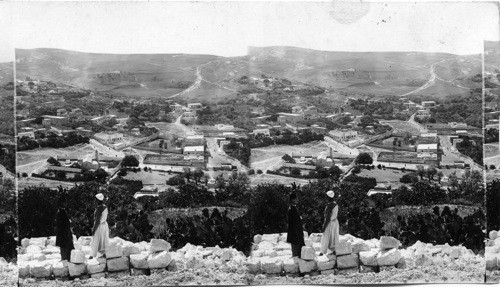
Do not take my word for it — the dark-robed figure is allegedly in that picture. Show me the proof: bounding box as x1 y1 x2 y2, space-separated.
90 193 109 259
55 195 74 261
320 190 339 255
286 193 305 258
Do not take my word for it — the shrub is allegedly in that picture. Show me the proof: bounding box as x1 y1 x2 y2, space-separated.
490 165 496 170
257 169 263 174
352 165 361 174
355 152 373 165
122 155 139 167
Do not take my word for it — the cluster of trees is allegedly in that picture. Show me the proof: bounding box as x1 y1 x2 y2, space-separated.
349 99 408 121
0 144 15 174
485 127 499 144
18 163 485 256
428 93 482 128
0 179 16 261
387 207 484 254
129 104 171 122
486 179 500 233
17 132 90 151
269 165 342 180
455 137 483 165
224 131 325 166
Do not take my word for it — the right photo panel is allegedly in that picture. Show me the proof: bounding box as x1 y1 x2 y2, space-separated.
485 40 500 282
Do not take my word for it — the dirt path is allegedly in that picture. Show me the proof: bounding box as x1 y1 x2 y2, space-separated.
399 59 449 97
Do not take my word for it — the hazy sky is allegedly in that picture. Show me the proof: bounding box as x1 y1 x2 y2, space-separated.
4 1 500 61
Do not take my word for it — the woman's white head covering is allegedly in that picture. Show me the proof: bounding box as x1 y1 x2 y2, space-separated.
326 190 335 198
95 193 104 201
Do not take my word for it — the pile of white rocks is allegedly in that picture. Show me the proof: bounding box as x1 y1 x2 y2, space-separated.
17 236 249 280
486 230 500 271
402 239 480 268
247 232 406 276
18 236 174 279
0 257 18 286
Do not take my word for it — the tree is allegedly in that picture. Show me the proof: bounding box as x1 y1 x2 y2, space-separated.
193 168 204 184
122 155 139 167
416 165 425 180
183 167 192 182
47 157 61 166
437 171 444 183
291 167 301 177
355 153 373 165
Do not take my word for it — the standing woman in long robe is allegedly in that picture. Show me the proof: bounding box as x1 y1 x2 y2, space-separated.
90 193 110 259
320 190 339 255
55 195 74 261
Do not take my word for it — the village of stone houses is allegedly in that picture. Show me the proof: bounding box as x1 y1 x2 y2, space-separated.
0 45 495 286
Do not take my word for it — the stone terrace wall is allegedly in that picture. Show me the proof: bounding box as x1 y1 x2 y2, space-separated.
486 230 500 271
17 236 245 280
248 232 482 276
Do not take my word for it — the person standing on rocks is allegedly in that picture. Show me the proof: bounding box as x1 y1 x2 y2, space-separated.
286 193 305 258
90 193 110 259
55 195 74 261
320 190 339 255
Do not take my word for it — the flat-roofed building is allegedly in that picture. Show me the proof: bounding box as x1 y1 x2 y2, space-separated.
417 143 438 153
184 146 204 156
328 130 358 142
421 101 436 108
94 132 123 144
185 135 205 146
42 115 68 127
17 131 35 139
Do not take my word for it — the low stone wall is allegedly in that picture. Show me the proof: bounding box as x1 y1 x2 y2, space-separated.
247 232 481 276
486 230 500 271
17 236 245 280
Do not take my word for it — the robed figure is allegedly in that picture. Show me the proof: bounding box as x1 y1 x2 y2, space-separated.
320 190 340 255
55 196 74 261
286 193 305 258
90 193 110 258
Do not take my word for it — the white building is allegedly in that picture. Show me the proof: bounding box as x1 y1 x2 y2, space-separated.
328 130 358 142
184 146 204 155
253 128 271 137
421 101 436 108
416 143 438 153
94 132 123 144
415 109 431 120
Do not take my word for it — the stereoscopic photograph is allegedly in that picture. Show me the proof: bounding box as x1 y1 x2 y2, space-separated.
5 1 500 286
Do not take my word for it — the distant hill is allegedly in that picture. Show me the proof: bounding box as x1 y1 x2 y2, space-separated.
15 47 481 100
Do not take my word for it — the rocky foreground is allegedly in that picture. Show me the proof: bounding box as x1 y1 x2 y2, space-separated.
0 257 18 287
15 232 485 286
486 230 500 283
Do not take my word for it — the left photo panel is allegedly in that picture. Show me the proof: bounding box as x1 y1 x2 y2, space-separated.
0 2 18 287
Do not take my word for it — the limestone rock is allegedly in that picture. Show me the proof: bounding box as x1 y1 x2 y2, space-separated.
254 235 263 244
26 245 43 254
148 251 172 269
68 263 87 277
107 257 129 272
283 257 299 273
87 258 106 274
33 253 46 261
377 248 401 266
21 238 30 248
53 260 69 277
309 233 323 243
122 242 141 257
261 234 279 244
150 239 171 253
415 254 433 267
247 257 261 273
317 255 335 271
42 245 60 255
17 254 32 262
335 241 353 256
486 253 498 271
396 257 406 269
264 250 278 258
260 257 283 274
30 261 52 278
450 248 462 259
30 237 47 247
70 250 86 264
221 250 233 261
258 241 275 251
304 238 312 247
379 236 400 250
274 242 291 251
276 250 293 257
130 253 149 269
108 270 130 278
106 244 123 259
351 240 371 254
167 259 178 272
337 254 358 269
298 258 317 273
301 246 316 260
78 236 93 246
312 242 322 252
490 230 498 240
18 262 30 278
359 249 379 266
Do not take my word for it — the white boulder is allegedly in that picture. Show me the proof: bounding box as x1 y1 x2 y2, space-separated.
70 250 86 264
148 251 172 269
107 256 129 272
377 248 401 266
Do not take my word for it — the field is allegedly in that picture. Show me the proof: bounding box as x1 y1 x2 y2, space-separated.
249 141 330 172
248 173 312 187
356 168 411 187
123 169 177 185
379 120 421 135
